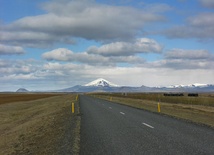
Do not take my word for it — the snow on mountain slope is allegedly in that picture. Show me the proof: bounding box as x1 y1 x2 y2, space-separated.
166 85 186 88
84 78 119 87
187 83 208 87
166 83 210 88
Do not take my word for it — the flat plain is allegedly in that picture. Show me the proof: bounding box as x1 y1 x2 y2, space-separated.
0 93 80 155
0 92 213 154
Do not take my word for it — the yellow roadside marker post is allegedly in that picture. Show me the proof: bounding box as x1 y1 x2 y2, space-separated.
76 95 78 101
158 103 161 112
72 102 75 113
110 97 112 101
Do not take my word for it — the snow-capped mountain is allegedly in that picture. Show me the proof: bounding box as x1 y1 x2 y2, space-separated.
84 78 119 87
166 83 210 88
12 80 213 93
56 81 213 92
186 83 209 88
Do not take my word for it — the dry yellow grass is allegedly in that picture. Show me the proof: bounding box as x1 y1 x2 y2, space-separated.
0 93 64 105
0 93 80 155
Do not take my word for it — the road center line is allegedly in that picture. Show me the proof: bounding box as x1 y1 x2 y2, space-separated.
120 112 125 115
142 123 154 129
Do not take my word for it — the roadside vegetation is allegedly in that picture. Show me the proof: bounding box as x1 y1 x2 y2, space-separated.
0 93 80 155
92 93 214 127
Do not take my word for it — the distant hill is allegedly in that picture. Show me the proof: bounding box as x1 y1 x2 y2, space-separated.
16 88 29 92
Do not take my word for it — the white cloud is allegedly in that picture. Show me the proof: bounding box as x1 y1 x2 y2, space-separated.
33 62 214 87
148 49 214 70
42 48 145 66
164 49 212 60
0 59 39 75
42 48 114 66
2 73 39 80
1 0 214 91
87 38 163 56
199 0 214 8
142 3 173 13
188 13 214 26
42 48 73 61
0 44 25 55
151 59 213 70
0 59 12 67
1 59 214 91
163 13 214 40
0 30 75 48
0 0 166 48
42 46 213 70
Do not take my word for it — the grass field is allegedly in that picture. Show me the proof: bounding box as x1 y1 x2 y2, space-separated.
0 93 65 105
0 93 80 155
92 93 214 127
103 93 214 106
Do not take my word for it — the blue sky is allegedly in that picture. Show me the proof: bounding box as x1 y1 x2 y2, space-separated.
0 0 214 91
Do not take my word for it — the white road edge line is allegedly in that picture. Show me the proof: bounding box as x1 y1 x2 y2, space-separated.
142 123 154 129
120 112 125 115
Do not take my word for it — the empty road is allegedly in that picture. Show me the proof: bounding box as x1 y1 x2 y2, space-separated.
80 95 214 155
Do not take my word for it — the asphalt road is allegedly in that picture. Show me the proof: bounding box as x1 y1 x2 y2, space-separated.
80 95 214 155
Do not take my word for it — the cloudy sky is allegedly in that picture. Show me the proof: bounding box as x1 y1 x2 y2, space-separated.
0 0 214 91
